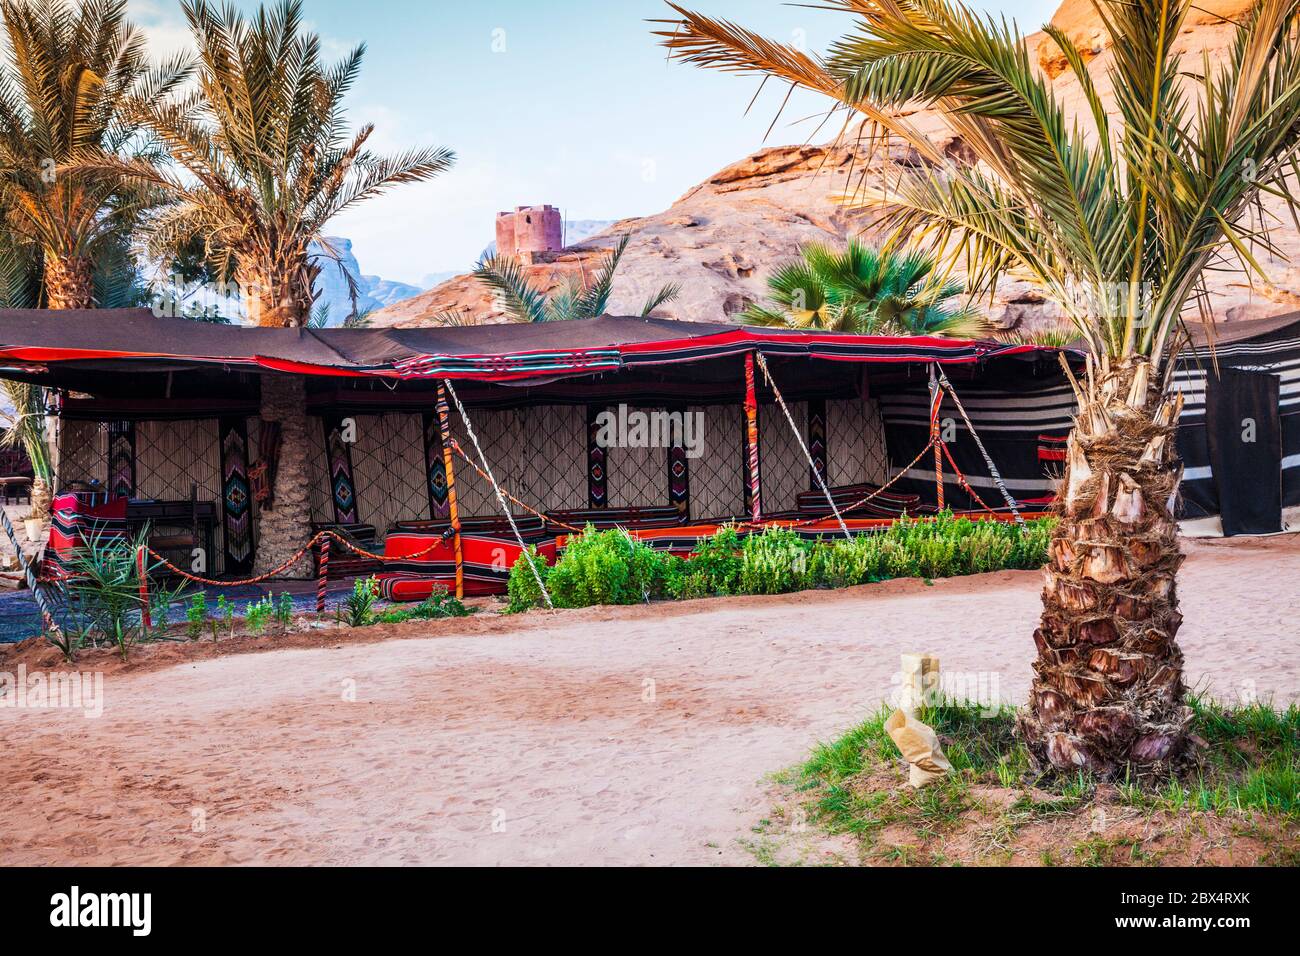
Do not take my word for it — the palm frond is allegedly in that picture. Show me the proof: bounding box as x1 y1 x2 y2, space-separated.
473 253 547 323
640 282 681 316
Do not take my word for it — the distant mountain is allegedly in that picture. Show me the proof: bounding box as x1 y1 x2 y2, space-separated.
311 237 428 324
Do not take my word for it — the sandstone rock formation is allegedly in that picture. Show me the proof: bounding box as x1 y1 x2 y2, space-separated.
372 1 1297 333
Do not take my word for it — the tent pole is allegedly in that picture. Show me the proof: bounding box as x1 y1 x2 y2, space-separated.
435 383 464 600
929 363 945 511
744 351 762 523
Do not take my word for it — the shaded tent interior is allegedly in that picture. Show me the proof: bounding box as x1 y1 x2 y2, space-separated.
1174 311 1300 536
0 309 1080 579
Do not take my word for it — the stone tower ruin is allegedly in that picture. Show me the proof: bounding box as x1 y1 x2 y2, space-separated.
495 205 563 262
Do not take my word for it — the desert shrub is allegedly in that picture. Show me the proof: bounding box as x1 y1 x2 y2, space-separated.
375 587 470 624
245 595 274 633
807 534 886 588
506 544 551 613
185 592 208 639
738 526 812 595
508 528 673 611
338 576 380 628
546 527 673 608
668 524 743 599
503 515 1055 613
57 529 185 660
275 592 294 628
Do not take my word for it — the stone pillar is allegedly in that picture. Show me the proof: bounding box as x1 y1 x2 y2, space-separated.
253 374 314 578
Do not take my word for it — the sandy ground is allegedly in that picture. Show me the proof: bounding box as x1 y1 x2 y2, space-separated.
1 535 1297 867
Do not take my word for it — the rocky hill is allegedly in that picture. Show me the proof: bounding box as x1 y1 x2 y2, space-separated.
371 1 1296 332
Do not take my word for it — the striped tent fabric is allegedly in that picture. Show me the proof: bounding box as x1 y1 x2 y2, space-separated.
876 378 1076 512
1174 316 1300 519
47 492 129 579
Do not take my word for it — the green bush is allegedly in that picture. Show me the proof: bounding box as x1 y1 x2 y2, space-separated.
338 576 379 628
375 586 470 624
507 527 675 611
668 524 743 599
545 526 673 608
506 544 552 613
185 592 208 639
505 513 1054 613
739 526 812 595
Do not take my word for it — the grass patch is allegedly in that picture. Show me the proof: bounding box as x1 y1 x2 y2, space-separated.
776 696 1299 866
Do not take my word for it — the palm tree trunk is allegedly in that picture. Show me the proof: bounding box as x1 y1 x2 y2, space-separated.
252 374 314 578
1019 356 1191 778
43 255 95 309
239 264 313 327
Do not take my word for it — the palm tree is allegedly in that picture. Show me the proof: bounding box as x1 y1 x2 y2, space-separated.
103 0 455 328
0 0 188 518
474 235 680 322
97 0 455 574
658 0 1300 777
0 0 187 308
742 240 991 336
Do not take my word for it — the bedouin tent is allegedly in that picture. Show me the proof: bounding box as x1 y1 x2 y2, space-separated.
0 308 1079 597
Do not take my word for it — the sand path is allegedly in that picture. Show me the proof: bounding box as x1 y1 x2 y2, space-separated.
2 536 1297 866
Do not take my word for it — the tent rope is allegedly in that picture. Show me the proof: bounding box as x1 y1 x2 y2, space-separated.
0 507 59 634
935 366 1025 526
442 379 554 610
754 352 852 541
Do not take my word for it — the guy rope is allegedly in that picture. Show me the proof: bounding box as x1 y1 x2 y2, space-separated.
935 366 1025 525
0 507 59 635
442 378 555 611
754 352 852 541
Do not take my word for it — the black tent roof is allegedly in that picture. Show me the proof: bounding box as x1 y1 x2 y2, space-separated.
0 308 1060 383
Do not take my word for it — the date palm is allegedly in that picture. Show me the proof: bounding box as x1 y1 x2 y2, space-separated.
100 0 455 327
0 0 186 518
742 240 990 336
95 0 454 574
0 0 186 308
658 0 1300 777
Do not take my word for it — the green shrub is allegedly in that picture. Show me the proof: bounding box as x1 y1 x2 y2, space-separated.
375 586 471 624
506 544 552 613
275 592 294 628
245 595 274 633
669 524 743 599
503 514 1055 614
508 527 675 611
738 526 811 595
338 576 379 628
185 592 208 639
546 526 673 608
215 594 234 639
58 529 185 660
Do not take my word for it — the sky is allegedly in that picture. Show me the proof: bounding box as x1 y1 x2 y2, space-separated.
130 0 1060 287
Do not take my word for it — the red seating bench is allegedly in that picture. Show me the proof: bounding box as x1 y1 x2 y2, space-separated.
376 521 557 601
